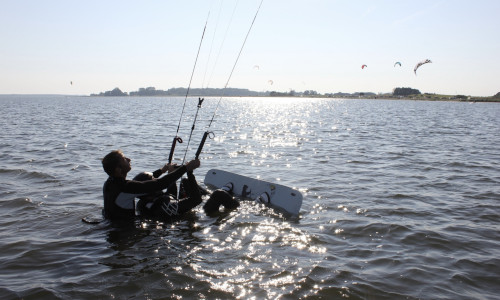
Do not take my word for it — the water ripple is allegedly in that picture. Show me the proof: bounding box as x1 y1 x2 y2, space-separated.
0 96 499 299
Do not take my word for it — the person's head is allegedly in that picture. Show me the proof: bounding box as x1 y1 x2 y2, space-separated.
133 171 154 182
102 149 131 177
133 171 162 201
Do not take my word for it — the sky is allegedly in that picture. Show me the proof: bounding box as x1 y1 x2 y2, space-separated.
1 0 499 96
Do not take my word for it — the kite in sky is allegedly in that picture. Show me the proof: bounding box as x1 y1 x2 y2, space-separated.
361 64 367 69
414 59 432 75
394 62 402 67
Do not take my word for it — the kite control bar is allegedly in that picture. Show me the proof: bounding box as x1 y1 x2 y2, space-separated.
168 136 183 164
195 131 214 159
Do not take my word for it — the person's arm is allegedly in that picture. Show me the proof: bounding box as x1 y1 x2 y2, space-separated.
156 165 188 189
122 159 199 194
120 166 186 194
153 163 179 178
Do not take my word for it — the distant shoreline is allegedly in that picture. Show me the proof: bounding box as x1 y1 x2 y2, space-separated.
86 87 500 102
1 94 499 102
90 95 499 102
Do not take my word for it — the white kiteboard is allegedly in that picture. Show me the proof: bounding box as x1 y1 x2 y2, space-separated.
204 169 302 215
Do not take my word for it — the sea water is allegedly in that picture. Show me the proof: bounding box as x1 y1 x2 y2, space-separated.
0 95 498 299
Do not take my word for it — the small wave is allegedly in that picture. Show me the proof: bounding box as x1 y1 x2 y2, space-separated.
333 221 412 240
454 257 499 270
401 230 455 252
479 213 499 222
0 288 23 300
0 197 40 210
388 193 411 199
382 207 436 219
360 222 412 236
0 168 55 181
473 191 500 200
5 286 60 300
445 161 497 171
346 160 374 165
451 258 500 298
451 272 478 288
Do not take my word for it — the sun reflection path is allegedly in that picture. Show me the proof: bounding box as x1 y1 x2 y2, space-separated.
188 206 327 298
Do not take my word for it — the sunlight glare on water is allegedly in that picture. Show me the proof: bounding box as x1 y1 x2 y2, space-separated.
0 96 498 299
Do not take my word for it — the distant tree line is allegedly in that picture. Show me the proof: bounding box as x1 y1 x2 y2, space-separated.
91 87 127 96
270 90 296 97
129 87 265 96
89 86 500 102
91 87 263 97
393 87 421 96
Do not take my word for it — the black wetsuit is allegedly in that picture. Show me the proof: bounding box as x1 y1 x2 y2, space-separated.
136 172 203 221
103 166 192 221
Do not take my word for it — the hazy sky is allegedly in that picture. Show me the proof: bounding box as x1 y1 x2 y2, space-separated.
1 0 499 96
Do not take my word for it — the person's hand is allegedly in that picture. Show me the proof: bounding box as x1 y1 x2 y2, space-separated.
185 159 200 172
161 163 178 174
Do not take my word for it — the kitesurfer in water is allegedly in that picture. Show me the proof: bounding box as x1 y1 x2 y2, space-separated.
101 149 200 222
